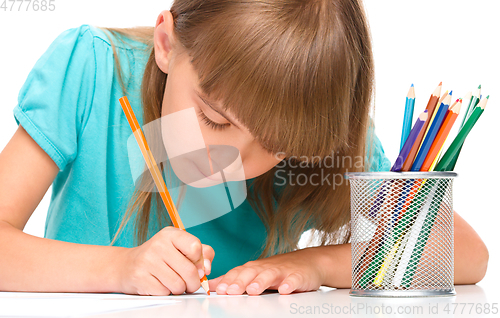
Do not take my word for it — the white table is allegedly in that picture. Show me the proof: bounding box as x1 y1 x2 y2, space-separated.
1 285 497 318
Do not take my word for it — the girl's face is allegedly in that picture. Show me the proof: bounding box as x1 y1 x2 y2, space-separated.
154 11 284 182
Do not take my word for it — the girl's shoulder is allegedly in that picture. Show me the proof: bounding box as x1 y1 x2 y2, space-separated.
55 24 150 56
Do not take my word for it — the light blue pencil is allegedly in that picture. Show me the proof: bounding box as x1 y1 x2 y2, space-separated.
400 84 416 150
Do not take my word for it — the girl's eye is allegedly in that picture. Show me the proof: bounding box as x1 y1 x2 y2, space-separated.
197 110 230 131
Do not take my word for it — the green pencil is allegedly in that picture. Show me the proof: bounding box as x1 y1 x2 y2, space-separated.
447 86 481 170
463 85 481 124
435 95 489 171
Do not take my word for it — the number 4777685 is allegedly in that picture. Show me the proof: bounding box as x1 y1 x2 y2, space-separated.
1 0 56 11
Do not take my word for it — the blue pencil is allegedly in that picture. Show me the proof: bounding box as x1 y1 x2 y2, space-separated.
400 84 416 150
411 92 452 171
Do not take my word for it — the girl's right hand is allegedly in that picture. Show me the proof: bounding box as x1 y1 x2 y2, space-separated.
118 226 214 296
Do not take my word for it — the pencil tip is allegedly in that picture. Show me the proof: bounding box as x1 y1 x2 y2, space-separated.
449 90 453 95
478 84 482 89
439 82 443 86
486 95 489 99
411 83 414 87
201 280 210 295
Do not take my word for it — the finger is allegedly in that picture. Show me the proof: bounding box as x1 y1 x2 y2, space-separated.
163 244 205 293
214 268 243 295
208 276 224 292
147 257 190 295
202 244 215 275
278 272 314 295
138 274 172 296
223 266 262 295
245 267 284 295
169 230 205 275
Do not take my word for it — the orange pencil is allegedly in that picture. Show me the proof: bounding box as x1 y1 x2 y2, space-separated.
119 96 210 295
421 99 462 171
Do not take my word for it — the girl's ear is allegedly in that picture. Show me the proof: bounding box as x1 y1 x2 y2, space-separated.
154 10 177 74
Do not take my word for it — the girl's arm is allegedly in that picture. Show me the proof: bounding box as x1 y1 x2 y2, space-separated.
0 126 214 294
318 210 489 288
0 125 125 292
209 210 488 295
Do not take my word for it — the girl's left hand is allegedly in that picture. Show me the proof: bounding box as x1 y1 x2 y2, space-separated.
208 247 325 295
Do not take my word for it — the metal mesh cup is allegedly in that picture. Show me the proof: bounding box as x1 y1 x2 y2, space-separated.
346 172 457 297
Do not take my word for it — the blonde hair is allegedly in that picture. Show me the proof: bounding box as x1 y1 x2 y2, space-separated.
104 0 375 258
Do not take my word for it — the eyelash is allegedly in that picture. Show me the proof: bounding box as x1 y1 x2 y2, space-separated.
197 110 230 131
196 106 275 155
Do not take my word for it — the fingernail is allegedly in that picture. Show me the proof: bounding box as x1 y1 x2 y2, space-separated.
247 282 259 291
226 284 239 293
280 284 290 293
217 283 228 293
204 259 211 274
198 269 205 279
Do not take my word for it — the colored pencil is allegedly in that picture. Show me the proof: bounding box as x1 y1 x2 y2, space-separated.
392 110 429 172
367 177 428 285
447 87 480 171
418 90 449 152
366 113 430 283
394 179 442 287
400 84 416 150
427 98 461 171
464 85 481 124
119 96 210 295
368 181 390 218
394 99 459 284
411 92 452 171
364 85 489 289
355 98 422 279
383 224 412 286
374 179 426 283
373 238 401 286
421 99 461 171
377 92 448 283
402 82 442 171
355 184 399 287
435 95 489 171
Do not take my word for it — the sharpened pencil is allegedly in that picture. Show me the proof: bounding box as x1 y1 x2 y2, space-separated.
411 92 452 171
119 96 211 295
435 95 489 171
400 84 416 151
448 86 481 170
421 99 461 171
402 82 442 171
392 110 429 172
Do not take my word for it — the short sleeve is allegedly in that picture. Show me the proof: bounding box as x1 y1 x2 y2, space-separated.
365 120 392 172
13 25 96 171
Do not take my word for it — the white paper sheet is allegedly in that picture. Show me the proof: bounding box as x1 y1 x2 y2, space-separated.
0 288 248 317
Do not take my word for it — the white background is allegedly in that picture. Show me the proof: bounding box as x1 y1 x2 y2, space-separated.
0 0 498 293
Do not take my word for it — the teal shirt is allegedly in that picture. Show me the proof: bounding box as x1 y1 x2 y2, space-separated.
13 25 391 279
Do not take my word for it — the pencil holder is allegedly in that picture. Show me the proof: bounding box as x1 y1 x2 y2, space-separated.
347 172 457 297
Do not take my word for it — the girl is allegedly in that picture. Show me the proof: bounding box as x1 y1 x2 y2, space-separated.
0 0 488 296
